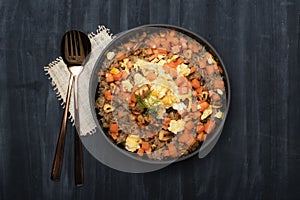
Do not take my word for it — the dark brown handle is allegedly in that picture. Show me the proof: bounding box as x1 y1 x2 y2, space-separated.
74 129 84 187
51 75 74 181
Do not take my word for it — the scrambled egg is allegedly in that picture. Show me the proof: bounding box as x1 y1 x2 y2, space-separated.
122 80 133 92
125 134 141 152
133 59 193 111
134 73 149 86
168 119 185 134
151 85 169 99
172 102 187 111
177 63 190 76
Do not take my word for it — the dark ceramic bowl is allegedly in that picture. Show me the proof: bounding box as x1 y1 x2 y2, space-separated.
83 24 230 173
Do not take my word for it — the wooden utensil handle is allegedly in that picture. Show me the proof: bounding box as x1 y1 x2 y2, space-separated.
74 130 84 187
51 75 74 181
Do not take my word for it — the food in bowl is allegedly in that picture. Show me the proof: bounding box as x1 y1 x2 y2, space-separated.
95 27 227 160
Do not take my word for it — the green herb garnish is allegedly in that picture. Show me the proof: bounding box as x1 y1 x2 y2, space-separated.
135 91 159 116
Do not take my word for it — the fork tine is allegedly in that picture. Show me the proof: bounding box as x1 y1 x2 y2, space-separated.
64 32 70 57
77 31 84 57
69 31 74 57
74 31 80 56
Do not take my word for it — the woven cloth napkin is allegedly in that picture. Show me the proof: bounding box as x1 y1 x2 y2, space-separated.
44 25 113 136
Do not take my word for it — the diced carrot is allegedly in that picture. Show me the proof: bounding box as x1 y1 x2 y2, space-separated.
161 41 170 51
167 143 176 151
192 44 199 53
160 38 166 43
206 65 215 75
105 74 114 83
171 45 181 54
127 61 133 69
163 150 170 157
137 148 144 156
180 38 188 49
175 76 185 86
197 124 205 134
193 111 201 118
169 31 176 37
171 37 180 45
190 66 197 74
130 93 137 103
116 52 126 61
218 65 223 73
204 120 215 134
163 62 176 69
113 73 122 81
110 123 118 133
129 102 136 108
196 87 203 94
146 70 157 81
141 142 150 150
188 42 199 53
121 71 129 80
199 102 209 112
147 41 157 49
185 121 194 130
157 48 168 55
214 80 224 89
181 42 187 50
163 117 171 129
124 42 134 50
167 143 178 157
111 132 118 140
187 81 193 88
154 36 161 46
199 60 207 68
178 86 189 95
211 93 221 101
145 148 152 154
164 117 171 125
191 79 201 89
104 90 112 101
180 37 187 43
148 53 158 61
168 68 178 77
174 57 184 65
192 91 198 96
146 48 153 55
178 133 188 143
197 132 205 141
186 138 197 146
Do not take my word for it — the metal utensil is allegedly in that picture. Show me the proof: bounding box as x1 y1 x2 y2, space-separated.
51 30 91 186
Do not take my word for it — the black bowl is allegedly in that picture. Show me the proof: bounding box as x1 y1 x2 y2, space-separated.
84 24 230 172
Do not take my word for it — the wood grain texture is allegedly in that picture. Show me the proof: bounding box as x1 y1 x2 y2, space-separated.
0 0 299 199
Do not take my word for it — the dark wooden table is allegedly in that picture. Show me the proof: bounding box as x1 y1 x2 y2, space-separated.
0 0 299 199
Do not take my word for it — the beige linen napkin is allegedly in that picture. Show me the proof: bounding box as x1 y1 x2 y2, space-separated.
44 25 113 136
